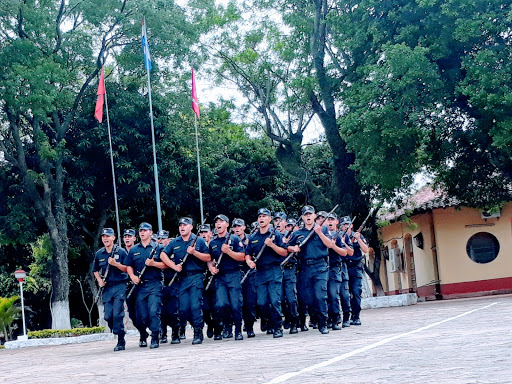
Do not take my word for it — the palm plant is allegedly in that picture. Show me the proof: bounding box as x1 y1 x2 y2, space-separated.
0 296 20 342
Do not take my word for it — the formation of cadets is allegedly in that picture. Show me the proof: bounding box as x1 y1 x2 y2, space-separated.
93 205 369 351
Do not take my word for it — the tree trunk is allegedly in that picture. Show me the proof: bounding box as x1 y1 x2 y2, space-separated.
49 229 71 329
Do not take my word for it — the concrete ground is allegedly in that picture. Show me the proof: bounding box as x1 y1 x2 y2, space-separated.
1 294 510 384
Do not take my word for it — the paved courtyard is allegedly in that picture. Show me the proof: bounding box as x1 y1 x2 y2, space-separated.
1 294 511 383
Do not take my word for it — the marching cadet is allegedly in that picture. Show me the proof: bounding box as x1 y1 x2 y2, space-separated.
94 228 129 351
160 217 211 345
156 230 177 344
208 214 245 340
234 218 257 338
124 222 165 349
287 206 332 334
343 217 369 325
246 208 288 338
122 229 138 329
281 219 299 334
198 224 217 339
333 216 355 328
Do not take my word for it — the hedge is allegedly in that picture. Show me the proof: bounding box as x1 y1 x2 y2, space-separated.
28 326 106 339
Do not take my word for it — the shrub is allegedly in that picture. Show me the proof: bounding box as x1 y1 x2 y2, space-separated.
28 326 106 339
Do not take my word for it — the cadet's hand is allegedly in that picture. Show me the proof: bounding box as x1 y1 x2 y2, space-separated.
98 280 106 288
288 246 300 253
187 246 196 255
353 232 361 240
131 275 140 285
108 257 116 266
282 237 289 244
221 244 231 254
264 237 274 246
314 224 322 234
209 265 219 275
173 264 183 272
145 258 155 266
247 259 257 269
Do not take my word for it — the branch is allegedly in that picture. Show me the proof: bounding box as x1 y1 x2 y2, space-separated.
53 0 65 53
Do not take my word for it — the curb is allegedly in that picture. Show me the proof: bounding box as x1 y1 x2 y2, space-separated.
4 333 115 349
362 293 418 310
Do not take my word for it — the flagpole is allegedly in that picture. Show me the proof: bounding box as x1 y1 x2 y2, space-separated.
146 68 163 232
103 83 122 247
194 113 204 223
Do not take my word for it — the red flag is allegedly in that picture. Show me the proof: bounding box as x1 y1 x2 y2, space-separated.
192 67 200 118
94 68 105 123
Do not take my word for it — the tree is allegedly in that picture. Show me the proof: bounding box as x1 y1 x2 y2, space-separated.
0 296 20 342
0 0 210 328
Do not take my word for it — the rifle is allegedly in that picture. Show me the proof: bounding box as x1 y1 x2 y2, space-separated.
355 208 374 233
167 223 206 287
240 227 274 284
281 204 339 267
205 229 233 290
93 245 117 306
127 244 158 299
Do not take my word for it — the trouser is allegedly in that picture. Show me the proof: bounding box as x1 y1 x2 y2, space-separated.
214 271 243 330
296 268 308 326
126 284 137 328
134 281 163 336
327 263 342 322
203 275 217 331
281 264 299 324
256 266 283 330
103 282 126 336
347 264 364 319
301 260 329 327
242 271 257 330
162 280 180 335
179 272 205 328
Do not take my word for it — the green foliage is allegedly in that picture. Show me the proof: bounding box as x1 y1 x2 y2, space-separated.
0 296 21 341
28 326 105 339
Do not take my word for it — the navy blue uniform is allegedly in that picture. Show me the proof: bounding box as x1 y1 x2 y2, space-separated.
209 234 244 333
346 233 367 321
327 231 352 326
163 234 209 328
124 242 163 338
280 230 299 329
240 234 257 333
93 246 128 336
288 225 330 327
246 229 285 331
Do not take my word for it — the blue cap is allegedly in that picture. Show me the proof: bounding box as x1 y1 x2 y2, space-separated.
179 217 193 225
273 212 287 220
198 224 211 232
317 211 328 218
257 208 271 216
101 228 115 236
302 205 315 215
286 218 297 226
327 212 338 219
214 214 229 223
232 218 245 227
341 216 352 225
150 234 157 241
123 229 136 237
157 230 169 239
139 222 152 231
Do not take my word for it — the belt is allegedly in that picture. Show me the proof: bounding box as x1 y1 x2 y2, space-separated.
283 263 296 270
304 258 327 266
181 270 204 277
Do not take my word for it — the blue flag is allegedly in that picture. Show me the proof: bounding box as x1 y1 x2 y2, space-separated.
142 17 152 71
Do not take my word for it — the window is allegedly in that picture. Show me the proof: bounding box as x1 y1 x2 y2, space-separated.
466 232 500 264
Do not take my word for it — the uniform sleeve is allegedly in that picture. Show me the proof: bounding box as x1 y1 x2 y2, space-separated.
231 235 244 253
335 235 346 248
273 231 285 248
124 249 134 267
322 225 330 236
93 251 101 272
117 248 128 264
287 232 299 247
154 245 162 262
162 242 174 258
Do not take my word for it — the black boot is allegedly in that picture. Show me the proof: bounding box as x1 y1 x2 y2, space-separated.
235 325 243 340
246 323 255 338
342 313 351 328
150 332 159 349
289 321 298 334
192 327 204 345
179 325 186 339
171 327 181 344
114 334 126 351
206 323 214 339
139 329 148 347
160 329 168 343
223 325 233 339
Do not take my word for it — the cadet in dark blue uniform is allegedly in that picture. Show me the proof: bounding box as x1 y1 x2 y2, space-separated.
156 230 178 344
325 213 348 330
333 216 355 328
124 222 165 349
122 229 138 331
234 218 257 338
287 206 332 334
344 217 369 325
160 217 211 345
93 228 129 351
208 214 245 340
273 212 287 234
246 208 288 338
281 219 299 334
199 224 217 339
